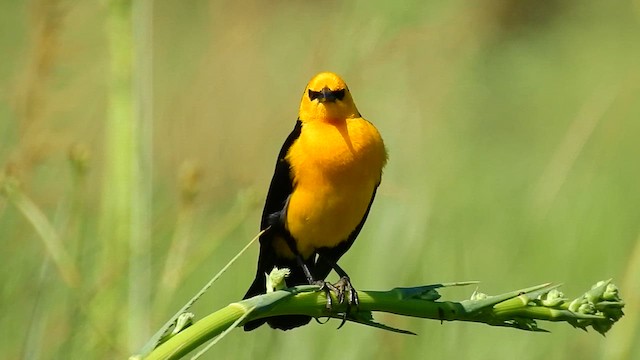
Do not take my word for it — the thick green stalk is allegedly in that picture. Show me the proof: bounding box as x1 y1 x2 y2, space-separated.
130 0 154 350
102 0 134 264
141 305 247 360
138 280 624 360
101 0 152 351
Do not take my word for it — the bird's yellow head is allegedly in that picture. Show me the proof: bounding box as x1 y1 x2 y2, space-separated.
298 72 359 123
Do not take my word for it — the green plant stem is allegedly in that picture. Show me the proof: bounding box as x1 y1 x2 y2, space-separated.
102 0 153 352
2 183 80 286
139 280 624 360
142 305 246 360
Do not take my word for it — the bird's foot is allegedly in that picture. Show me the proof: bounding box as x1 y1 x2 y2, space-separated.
314 276 359 329
333 276 359 308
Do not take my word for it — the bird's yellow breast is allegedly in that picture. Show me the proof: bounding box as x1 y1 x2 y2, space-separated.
279 117 387 259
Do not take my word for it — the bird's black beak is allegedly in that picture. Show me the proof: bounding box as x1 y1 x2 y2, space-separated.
319 87 335 103
308 87 346 103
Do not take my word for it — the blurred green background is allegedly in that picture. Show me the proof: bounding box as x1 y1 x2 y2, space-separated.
1 0 639 359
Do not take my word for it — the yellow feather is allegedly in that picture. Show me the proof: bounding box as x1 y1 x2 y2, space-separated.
277 72 387 259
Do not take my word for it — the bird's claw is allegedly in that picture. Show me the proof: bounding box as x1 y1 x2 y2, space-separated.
314 280 335 311
315 276 359 329
333 276 359 309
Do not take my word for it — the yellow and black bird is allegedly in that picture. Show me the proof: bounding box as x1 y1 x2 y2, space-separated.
243 72 387 331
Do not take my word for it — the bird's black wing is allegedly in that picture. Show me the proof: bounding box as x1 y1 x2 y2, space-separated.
245 120 301 298
258 120 301 232
314 186 379 280
243 120 312 331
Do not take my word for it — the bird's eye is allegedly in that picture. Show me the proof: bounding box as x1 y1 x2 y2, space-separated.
307 88 345 102
308 89 321 101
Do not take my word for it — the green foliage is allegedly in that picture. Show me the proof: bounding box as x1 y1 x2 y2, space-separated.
0 0 639 359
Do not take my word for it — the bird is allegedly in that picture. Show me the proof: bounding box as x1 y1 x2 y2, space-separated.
243 71 387 331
